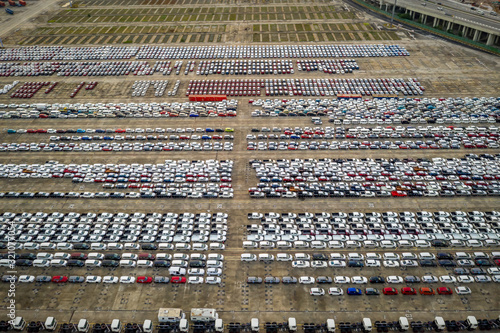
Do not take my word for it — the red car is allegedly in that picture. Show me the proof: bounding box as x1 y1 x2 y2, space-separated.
52 276 68 283
401 287 417 295
391 191 407 197
136 276 153 284
383 287 398 295
437 287 453 295
171 277 187 284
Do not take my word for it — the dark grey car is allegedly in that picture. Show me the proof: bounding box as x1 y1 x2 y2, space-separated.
68 276 85 283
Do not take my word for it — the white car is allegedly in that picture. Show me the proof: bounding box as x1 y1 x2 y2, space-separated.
328 287 344 296
18 275 35 283
103 276 118 284
188 277 204 284
457 275 474 283
329 260 346 267
351 276 368 284
311 261 328 268
334 276 350 284
414 240 431 248
310 288 325 296
439 275 457 283
455 286 471 295
380 240 397 248
474 275 492 283
205 277 222 284
299 276 315 284
421 275 438 283
383 260 400 268
120 276 136 284
386 276 404 284
401 260 418 267
365 253 382 260
206 268 223 276
188 269 205 276
365 260 381 267
492 275 500 283
292 260 311 268
86 276 102 283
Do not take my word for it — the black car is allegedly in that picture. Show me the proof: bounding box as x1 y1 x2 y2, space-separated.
282 276 297 284
431 240 449 247
316 276 333 284
470 268 487 275
348 260 364 267
189 260 206 268
437 253 453 260
474 259 492 267
404 276 421 283
369 276 385 284
438 259 456 267
454 268 470 275
2 275 17 283
247 277 263 284
19 253 36 260
153 260 171 268
141 244 158 250
73 243 90 250
67 260 85 267
312 253 328 261
101 260 119 267
15 259 33 266
104 254 121 260
420 259 437 267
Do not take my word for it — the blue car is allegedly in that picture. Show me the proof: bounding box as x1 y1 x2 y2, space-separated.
347 288 362 295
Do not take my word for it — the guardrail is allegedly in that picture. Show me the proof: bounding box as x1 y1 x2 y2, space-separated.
350 0 500 56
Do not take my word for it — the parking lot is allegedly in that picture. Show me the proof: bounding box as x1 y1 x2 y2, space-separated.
0 0 499 329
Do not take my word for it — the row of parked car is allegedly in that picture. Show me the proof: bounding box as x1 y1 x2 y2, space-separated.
306 286 467 296
0 100 238 118
0 159 233 182
0 44 409 62
196 60 295 75
135 44 410 59
250 96 499 123
2 275 218 284
186 78 424 97
0 141 234 152
296 59 359 74
244 210 500 243
246 139 498 150
8 126 236 134
131 80 169 97
247 125 499 139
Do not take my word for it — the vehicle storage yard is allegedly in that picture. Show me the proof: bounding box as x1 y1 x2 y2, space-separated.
0 0 499 332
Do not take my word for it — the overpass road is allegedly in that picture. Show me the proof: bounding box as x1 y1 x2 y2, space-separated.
384 0 500 32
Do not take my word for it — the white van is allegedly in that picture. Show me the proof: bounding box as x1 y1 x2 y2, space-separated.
107 243 123 250
173 254 189 261
156 253 172 261
85 260 102 267
241 253 257 262
137 260 153 268
208 254 224 261
124 243 139 250
171 260 188 268
158 243 174 251
37 252 54 260
259 241 275 249
243 241 258 249
206 260 223 268
293 241 309 249
295 253 311 260
56 243 73 250
33 259 50 267
119 260 136 268
53 253 70 260
121 253 138 261
87 253 104 260
0 259 12 267
209 243 225 250
50 259 68 267
90 243 107 250
169 267 186 276
190 254 206 261
276 253 293 261
276 241 292 249
258 254 274 262
40 242 56 250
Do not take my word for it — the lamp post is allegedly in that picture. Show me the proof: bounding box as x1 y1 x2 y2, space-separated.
390 0 398 26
